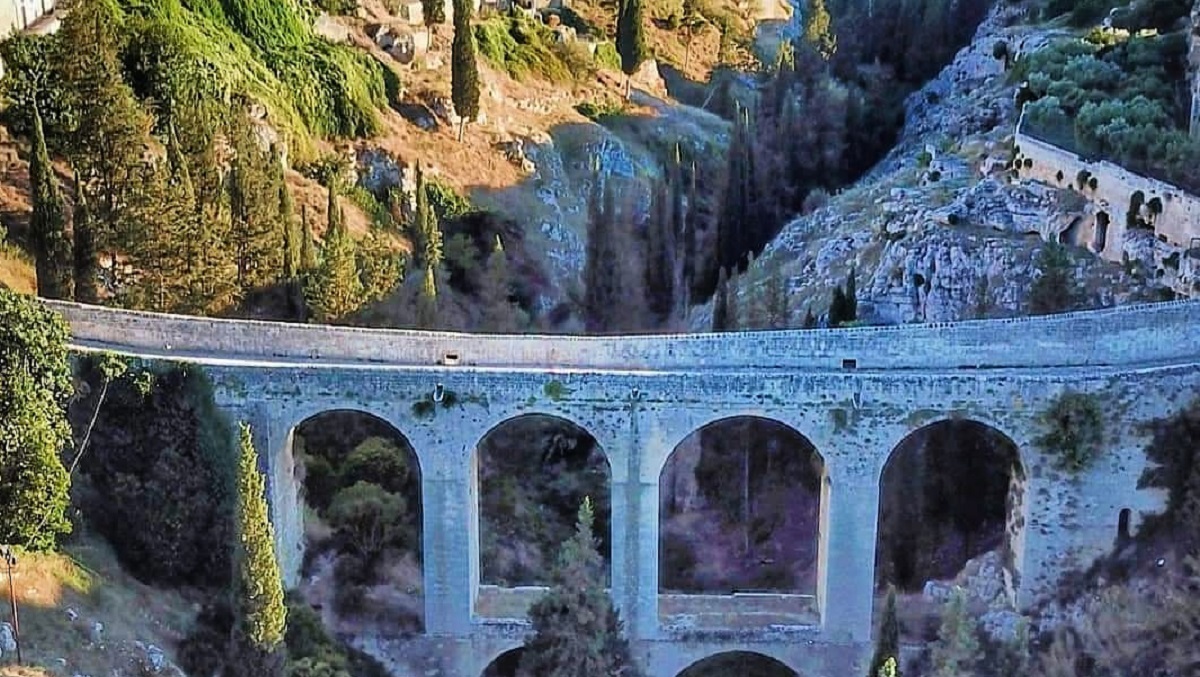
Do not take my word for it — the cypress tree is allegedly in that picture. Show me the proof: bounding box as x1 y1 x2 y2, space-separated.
270 145 299 281
232 423 287 673
72 175 100 303
299 205 318 272
803 306 817 328
480 235 520 332
326 179 343 234
869 585 901 677
416 264 438 328
583 169 614 332
304 217 362 322
451 0 480 142
616 0 648 97
712 267 730 332
845 266 858 323
830 285 847 326
518 498 644 677
644 179 677 326
30 104 72 299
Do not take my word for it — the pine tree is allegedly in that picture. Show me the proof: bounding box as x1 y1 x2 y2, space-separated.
357 231 402 304
451 0 480 142
869 586 901 677
29 104 72 299
616 0 648 96
804 0 838 59
304 217 363 322
416 264 438 328
757 262 790 329
1029 241 1076 315
518 498 644 677
422 0 445 24
72 175 100 303
930 589 981 677
232 423 287 673
227 111 283 292
118 161 195 311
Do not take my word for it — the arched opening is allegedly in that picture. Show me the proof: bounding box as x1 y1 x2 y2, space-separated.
874 419 1024 636
291 410 424 633
658 416 825 628
676 651 798 677
1118 508 1131 542
481 648 525 677
1094 211 1110 253
475 414 611 618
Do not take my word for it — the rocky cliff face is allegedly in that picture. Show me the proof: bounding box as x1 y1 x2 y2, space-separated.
710 2 1156 328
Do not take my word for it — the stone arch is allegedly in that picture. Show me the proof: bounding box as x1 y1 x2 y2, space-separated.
480 647 525 677
471 412 612 618
675 650 799 677
288 408 425 632
658 415 826 629
874 418 1026 609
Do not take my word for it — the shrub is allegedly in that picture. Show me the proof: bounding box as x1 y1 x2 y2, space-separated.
916 150 933 168
340 437 415 495
74 363 238 586
1036 391 1105 473
594 41 621 70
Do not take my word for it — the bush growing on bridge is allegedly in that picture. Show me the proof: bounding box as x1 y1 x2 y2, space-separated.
1036 390 1105 473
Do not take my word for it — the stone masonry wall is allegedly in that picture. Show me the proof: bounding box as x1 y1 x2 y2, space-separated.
1013 129 1200 295
46 298 1200 371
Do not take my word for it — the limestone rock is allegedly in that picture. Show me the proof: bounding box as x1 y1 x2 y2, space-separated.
0 622 16 655
980 609 1025 643
87 620 104 646
922 580 957 603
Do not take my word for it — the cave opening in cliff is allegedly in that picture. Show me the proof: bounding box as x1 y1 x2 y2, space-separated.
658 416 825 625
474 413 611 616
874 419 1025 599
292 409 425 632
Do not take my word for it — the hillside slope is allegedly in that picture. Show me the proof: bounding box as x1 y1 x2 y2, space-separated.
713 2 1161 328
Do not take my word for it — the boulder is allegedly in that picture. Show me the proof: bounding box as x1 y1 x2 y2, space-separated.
0 622 16 655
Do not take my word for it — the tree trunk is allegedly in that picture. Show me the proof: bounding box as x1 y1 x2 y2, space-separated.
458 117 466 142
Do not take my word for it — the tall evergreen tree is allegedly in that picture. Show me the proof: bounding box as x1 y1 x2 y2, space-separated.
644 178 678 326
299 205 318 272
304 216 363 322
232 423 287 675
712 267 730 332
0 288 73 550
55 0 152 266
451 0 480 142
844 266 858 323
1029 241 1076 315
616 0 648 96
29 104 72 299
270 145 299 281
416 264 438 328
72 175 100 303
480 235 520 332
803 306 817 329
227 112 283 292
518 498 643 677
357 231 402 304
869 586 901 677
410 164 444 268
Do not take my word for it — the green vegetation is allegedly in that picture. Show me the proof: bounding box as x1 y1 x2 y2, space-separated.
931 589 982 676
474 13 600 83
74 362 238 586
1036 391 1105 473
1017 23 1199 190
868 586 901 677
451 0 481 141
0 288 73 550
1138 399 1200 545
233 423 287 665
616 0 648 81
518 498 643 676
1029 241 1078 315
29 104 72 299
284 597 390 677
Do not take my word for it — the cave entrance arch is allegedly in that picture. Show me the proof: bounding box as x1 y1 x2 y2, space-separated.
676 651 799 677
291 409 424 632
480 648 525 677
658 416 826 629
472 413 611 619
873 419 1025 625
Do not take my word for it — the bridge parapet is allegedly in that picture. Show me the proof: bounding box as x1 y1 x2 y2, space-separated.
45 299 1200 371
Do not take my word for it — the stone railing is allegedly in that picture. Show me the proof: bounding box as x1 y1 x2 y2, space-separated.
659 593 820 628
45 299 1200 371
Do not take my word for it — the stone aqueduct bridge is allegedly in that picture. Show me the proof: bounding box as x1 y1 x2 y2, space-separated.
47 299 1200 677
